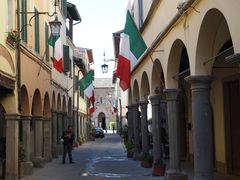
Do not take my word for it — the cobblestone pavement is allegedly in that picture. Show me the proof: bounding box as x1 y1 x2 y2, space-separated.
21 134 163 180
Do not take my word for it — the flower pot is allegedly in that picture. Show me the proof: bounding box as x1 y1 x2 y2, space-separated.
152 164 166 176
141 160 152 168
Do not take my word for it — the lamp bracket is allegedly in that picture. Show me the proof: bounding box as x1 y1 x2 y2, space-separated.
18 11 57 33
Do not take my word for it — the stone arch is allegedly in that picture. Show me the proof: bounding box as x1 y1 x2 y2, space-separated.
21 85 30 116
166 40 189 89
195 8 232 75
43 92 51 117
98 112 106 129
132 80 140 104
151 59 165 93
57 93 61 111
140 71 150 101
0 44 15 74
52 91 56 111
31 89 42 116
196 8 240 175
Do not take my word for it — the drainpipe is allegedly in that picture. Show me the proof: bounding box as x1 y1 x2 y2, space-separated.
132 0 198 73
76 69 81 139
16 0 21 113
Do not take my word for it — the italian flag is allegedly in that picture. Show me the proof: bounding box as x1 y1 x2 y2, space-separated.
116 10 147 91
48 35 63 73
89 102 95 113
79 70 95 103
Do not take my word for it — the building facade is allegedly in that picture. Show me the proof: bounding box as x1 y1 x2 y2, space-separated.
0 1 92 179
125 0 240 179
0 0 18 179
92 78 116 131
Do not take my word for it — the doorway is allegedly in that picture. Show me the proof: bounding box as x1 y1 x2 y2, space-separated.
224 77 240 176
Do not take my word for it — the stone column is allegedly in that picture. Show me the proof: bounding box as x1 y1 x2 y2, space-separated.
126 105 134 143
51 111 58 158
32 116 44 168
150 95 165 175
57 112 63 155
43 117 52 162
186 75 214 180
73 110 77 140
21 116 34 175
139 101 149 155
164 89 187 180
5 114 19 180
62 112 68 132
132 104 141 160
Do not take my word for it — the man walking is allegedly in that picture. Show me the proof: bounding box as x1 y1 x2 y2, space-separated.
61 125 75 164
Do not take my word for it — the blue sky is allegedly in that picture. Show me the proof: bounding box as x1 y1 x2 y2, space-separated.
68 0 128 78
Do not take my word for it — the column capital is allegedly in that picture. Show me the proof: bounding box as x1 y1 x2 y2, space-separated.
139 100 148 105
149 95 162 105
32 116 43 121
164 88 181 101
131 103 139 111
21 115 32 121
43 117 51 121
5 113 21 121
185 75 215 90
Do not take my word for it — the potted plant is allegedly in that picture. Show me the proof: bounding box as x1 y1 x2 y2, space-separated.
152 159 166 176
6 30 18 47
18 143 26 178
125 141 134 158
141 152 153 168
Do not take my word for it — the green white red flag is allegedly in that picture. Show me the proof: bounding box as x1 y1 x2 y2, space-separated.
48 35 63 73
89 101 95 113
116 10 147 91
79 70 95 103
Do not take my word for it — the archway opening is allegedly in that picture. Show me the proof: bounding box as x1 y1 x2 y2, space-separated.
98 112 106 130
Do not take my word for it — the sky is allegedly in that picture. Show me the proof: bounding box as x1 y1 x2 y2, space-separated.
68 0 129 78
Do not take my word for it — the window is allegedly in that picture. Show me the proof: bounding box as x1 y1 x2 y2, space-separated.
61 0 67 17
34 8 39 53
138 0 143 28
45 22 49 61
63 45 70 72
21 0 27 42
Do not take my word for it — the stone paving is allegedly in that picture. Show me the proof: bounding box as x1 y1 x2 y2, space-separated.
20 134 239 180
20 134 163 180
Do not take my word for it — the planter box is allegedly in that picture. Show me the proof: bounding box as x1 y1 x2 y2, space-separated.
152 164 166 176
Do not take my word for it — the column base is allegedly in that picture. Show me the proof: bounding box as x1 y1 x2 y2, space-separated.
32 157 45 168
21 161 34 175
165 170 188 180
52 146 59 158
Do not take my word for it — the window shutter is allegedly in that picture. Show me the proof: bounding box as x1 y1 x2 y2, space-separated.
63 45 70 72
45 22 49 62
34 8 39 53
21 0 27 42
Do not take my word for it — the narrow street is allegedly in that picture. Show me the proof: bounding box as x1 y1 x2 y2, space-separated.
20 134 162 180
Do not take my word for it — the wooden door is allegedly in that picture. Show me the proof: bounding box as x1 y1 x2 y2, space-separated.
224 79 240 176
